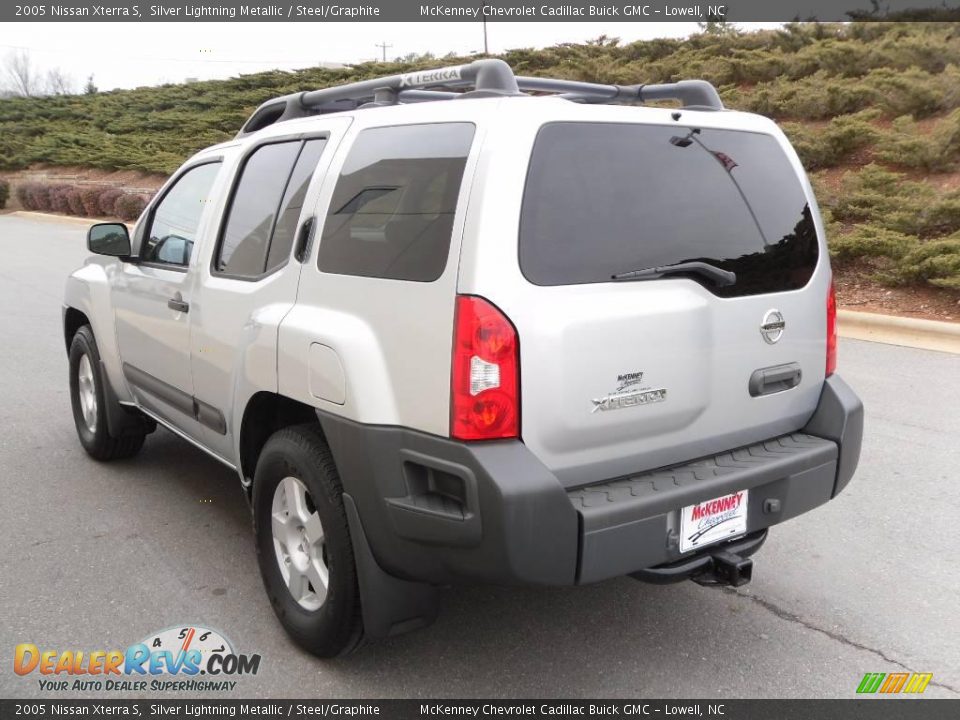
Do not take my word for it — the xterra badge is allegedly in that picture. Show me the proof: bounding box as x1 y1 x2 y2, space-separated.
592 371 667 413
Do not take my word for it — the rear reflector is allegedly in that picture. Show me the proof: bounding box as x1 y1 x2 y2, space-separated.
826 279 837 377
451 295 519 441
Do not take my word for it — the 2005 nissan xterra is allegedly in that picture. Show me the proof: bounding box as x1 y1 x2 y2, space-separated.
63 59 864 657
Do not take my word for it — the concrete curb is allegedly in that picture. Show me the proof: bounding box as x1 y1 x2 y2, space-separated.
5 210 124 227
839 309 960 355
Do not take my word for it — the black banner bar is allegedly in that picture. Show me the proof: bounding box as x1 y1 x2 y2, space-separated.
2 700 960 720
2 0 960 23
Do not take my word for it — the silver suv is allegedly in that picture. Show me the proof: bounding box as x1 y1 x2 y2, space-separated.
63 60 863 657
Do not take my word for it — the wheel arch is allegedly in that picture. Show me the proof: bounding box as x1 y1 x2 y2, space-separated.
63 306 90 354
238 391 325 489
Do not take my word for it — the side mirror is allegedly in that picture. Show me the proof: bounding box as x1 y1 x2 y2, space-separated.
87 223 132 258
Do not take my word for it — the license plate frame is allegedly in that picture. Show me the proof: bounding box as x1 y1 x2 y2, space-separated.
679 490 749 554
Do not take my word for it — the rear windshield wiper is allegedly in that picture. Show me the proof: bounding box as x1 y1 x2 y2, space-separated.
611 261 736 287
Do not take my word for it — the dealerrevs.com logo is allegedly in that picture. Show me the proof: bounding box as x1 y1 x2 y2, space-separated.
14 625 261 692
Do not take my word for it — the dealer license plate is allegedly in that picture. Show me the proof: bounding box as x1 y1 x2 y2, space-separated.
679 490 749 553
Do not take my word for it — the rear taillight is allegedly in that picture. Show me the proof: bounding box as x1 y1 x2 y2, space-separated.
826 279 837 377
451 295 519 441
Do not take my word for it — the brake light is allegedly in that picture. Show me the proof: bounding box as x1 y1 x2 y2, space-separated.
451 295 519 441
826 279 837 377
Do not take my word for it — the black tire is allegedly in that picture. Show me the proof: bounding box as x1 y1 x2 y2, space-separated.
253 424 363 657
69 325 146 461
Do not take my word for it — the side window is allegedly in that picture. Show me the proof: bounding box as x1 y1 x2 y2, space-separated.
216 138 327 278
268 139 327 271
143 162 221 267
318 123 475 282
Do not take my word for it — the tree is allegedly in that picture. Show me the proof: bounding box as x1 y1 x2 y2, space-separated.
46 67 75 95
84 74 98 95
697 19 739 36
1 50 76 96
4 50 38 97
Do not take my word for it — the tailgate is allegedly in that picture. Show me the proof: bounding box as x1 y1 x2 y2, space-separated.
505 120 829 487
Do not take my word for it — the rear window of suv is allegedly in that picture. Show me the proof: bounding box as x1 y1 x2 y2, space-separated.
519 122 819 297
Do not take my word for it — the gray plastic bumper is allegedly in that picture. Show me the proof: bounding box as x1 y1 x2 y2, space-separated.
317 373 863 588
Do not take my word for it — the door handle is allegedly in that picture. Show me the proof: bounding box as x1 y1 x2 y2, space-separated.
293 216 315 263
748 362 801 397
167 294 189 314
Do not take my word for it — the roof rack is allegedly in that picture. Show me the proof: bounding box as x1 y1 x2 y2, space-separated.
237 58 723 137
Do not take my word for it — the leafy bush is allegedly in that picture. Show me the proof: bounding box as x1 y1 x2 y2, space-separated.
97 187 123 217
113 193 148 221
828 224 919 264
79 187 102 216
0 179 9 209
874 110 960 171
15 183 31 208
783 110 879 169
49 184 72 214
0 23 958 174
66 187 85 215
892 237 960 289
27 183 53 212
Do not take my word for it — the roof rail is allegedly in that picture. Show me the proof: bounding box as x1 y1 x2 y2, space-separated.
237 58 723 137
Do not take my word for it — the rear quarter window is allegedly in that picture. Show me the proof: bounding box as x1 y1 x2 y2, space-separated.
318 122 475 282
519 122 819 297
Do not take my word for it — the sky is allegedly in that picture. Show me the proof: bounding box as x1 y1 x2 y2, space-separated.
0 22 781 92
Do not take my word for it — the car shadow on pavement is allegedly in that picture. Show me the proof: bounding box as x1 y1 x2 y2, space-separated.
113 427 814 698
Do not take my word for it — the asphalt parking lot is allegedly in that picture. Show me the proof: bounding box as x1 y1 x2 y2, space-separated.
1 213 958 699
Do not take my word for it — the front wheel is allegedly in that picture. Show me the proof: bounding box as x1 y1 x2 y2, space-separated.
253 424 363 657
68 325 145 461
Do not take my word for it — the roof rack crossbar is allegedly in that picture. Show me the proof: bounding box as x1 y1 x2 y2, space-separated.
236 60 723 137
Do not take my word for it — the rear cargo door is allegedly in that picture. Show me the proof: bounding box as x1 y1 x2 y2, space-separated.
514 121 828 486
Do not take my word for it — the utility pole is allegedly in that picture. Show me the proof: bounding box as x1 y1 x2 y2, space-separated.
375 41 392 62
482 4 490 55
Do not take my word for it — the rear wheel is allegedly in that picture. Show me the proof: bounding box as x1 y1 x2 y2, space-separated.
68 325 145 461
253 424 363 657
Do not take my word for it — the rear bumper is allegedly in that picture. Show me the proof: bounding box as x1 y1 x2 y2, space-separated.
318 374 863 587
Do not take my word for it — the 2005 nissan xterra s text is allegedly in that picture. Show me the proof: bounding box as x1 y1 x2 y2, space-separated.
63 59 864 657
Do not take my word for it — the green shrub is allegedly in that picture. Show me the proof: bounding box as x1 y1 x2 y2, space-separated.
891 237 960 288
0 179 9 209
828 224 919 264
817 164 960 239
875 110 960 171
783 110 879 169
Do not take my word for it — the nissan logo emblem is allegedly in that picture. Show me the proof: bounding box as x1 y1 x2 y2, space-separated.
760 309 785 344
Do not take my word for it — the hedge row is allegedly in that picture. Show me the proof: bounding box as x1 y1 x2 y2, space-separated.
0 179 9 209
818 165 960 290
14 182 152 221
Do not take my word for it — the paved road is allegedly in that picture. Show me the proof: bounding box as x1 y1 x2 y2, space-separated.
1 213 958 699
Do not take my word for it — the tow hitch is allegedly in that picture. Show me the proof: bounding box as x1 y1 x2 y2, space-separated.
630 530 766 587
692 549 753 587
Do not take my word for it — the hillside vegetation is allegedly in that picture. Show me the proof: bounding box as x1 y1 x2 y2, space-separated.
2 22 959 291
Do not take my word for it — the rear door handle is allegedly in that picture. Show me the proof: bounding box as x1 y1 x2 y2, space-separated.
167 295 189 314
749 362 801 397
293 216 315 263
